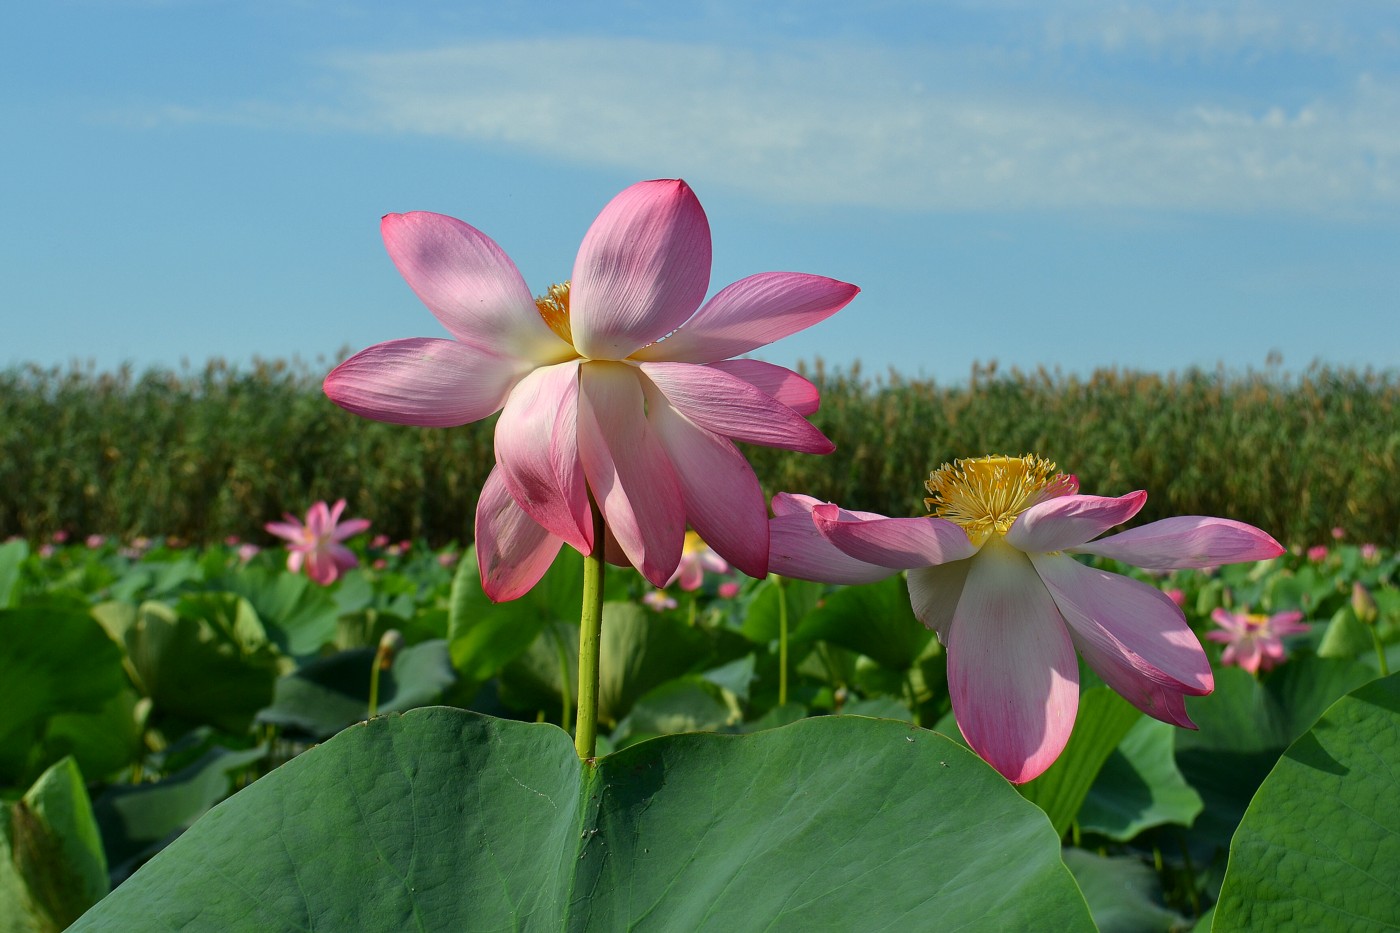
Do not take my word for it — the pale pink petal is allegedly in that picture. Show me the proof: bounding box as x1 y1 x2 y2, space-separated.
381 211 570 361
324 338 525 427
767 498 895 585
1032 553 1212 726
474 468 565 602
305 502 332 538
578 362 685 586
1006 492 1148 554
632 272 859 363
265 520 304 542
812 505 978 569
771 492 886 522
494 360 592 552
304 548 339 585
570 180 710 361
324 500 346 528
1270 610 1309 635
706 360 821 417
286 551 305 574
906 561 973 644
639 361 833 453
646 385 769 579
331 518 371 542
330 545 358 573
1071 516 1285 570
1233 641 1264 675
946 540 1081 784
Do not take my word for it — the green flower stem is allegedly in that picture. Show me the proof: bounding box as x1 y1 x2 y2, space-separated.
367 664 382 720
772 574 789 707
1372 628 1391 677
574 507 607 760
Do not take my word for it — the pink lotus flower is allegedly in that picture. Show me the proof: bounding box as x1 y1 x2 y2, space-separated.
769 454 1284 783
667 531 730 591
1206 608 1309 674
1307 545 1329 562
642 590 679 612
265 499 370 585
325 179 857 601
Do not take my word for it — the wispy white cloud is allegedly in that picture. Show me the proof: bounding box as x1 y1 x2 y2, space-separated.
123 25 1400 217
310 36 1400 216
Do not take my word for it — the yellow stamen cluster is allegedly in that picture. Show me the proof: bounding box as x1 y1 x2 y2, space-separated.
681 530 707 556
924 454 1073 546
535 281 574 345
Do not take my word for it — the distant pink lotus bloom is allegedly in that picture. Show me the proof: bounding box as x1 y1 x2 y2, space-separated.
718 580 741 599
237 543 260 563
437 551 460 568
324 179 857 601
1307 545 1329 562
1361 543 1379 562
667 531 730 591
1207 608 1309 674
1331 526 1345 541
85 534 106 549
768 454 1284 783
642 590 679 612
1165 588 1186 608
265 499 370 585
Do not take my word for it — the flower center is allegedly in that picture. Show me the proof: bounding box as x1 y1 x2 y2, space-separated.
924 454 1075 546
1243 614 1270 634
535 282 574 346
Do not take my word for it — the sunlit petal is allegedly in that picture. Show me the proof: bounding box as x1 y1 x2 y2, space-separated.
946 540 1080 784
632 272 859 363
578 362 685 586
705 359 821 416
381 211 570 361
570 180 710 360
640 361 833 453
1071 516 1285 570
324 338 524 427
474 468 565 602
1006 492 1147 553
494 360 592 552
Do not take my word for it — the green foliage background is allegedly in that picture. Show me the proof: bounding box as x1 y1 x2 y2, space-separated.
4 357 1397 548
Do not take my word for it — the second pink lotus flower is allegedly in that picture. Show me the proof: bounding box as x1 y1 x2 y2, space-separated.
326 179 857 601
769 454 1284 783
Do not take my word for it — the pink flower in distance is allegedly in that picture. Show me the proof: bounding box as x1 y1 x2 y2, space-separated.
1206 608 1308 674
768 454 1285 783
325 179 857 601
265 499 370 585
667 531 730 591
1307 545 1329 562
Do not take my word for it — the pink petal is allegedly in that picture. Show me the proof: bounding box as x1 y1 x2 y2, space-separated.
771 492 887 522
569 180 710 361
474 468 566 602
304 548 339 585
494 360 592 552
1071 516 1285 570
639 361 834 453
577 362 685 586
1006 492 1148 554
632 272 859 363
812 506 978 569
767 498 896 585
906 561 973 644
946 540 1081 784
1270 610 1309 635
1032 553 1212 726
381 212 571 361
265 521 304 542
706 360 821 417
305 501 332 537
286 551 305 575
324 338 525 427
332 518 371 542
646 385 769 579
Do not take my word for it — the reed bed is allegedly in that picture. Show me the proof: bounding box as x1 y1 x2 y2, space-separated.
4 357 1396 548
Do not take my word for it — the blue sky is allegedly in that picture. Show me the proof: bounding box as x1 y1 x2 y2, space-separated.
5 0 1398 382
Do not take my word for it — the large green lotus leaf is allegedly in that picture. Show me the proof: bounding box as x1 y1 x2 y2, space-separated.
255 640 456 738
598 601 711 724
72 710 1094 931
793 574 932 671
0 538 26 608
1079 717 1203 841
0 757 109 932
123 600 279 734
1019 687 1141 837
212 567 342 657
1212 672 1400 931
448 545 583 692
93 744 267 882
0 603 128 784
738 576 823 644
39 688 146 784
1062 848 1187 933
1174 656 1374 856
